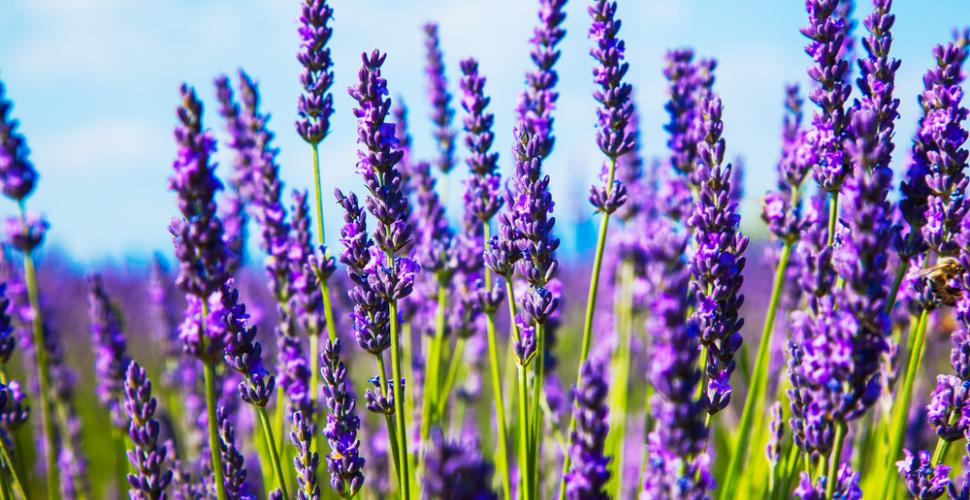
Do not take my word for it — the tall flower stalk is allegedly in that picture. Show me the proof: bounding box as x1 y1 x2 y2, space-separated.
345 50 416 499
458 58 510 498
296 1 339 458
168 84 231 500
0 77 57 499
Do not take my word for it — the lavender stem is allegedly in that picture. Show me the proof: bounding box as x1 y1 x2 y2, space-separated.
0 431 25 499
482 224 512 500
255 406 290 499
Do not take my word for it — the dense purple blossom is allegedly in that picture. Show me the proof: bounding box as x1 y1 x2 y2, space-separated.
663 49 716 186
688 95 748 413
459 59 503 227
564 359 610 500
289 410 320 500
123 362 173 500
290 190 325 336
320 338 365 497
215 405 251 498
794 463 861 499
896 449 950 499
296 0 335 144
87 274 131 428
4 212 47 253
220 280 274 407
422 428 497 500
516 0 568 158
763 85 810 242
0 80 37 201
0 283 14 365
423 23 457 175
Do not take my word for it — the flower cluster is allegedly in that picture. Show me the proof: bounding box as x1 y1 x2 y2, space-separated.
296 0 335 144
86 274 131 427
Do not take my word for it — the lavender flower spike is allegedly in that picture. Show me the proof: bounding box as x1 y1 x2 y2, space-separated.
564 359 611 500
0 80 37 202
688 94 748 414
517 0 568 158
220 280 275 408
296 0 335 145
123 361 173 499
320 338 365 497
587 0 633 215
422 428 497 500
896 449 950 499
423 23 457 175
289 410 320 499
803 0 853 193
87 274 132 428
216 405 251 498
169 84 228 299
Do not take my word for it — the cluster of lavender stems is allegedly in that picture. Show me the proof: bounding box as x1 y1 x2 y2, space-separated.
3 0 970 498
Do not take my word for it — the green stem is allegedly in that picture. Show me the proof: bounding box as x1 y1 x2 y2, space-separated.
932 437 952 465
0 431 26 500
388 298 410 499
605 259 635 498
882 308 930 499
203 359 227 500
436 337 466 418
827 191 838 247
20 241 57 499
529 321 545 500
775 443 802 500
886 261 909 314
825 421 847 500
376 355 402 491
720 240 792 500
420 276 448 445
483 224 512 500
112 426 128 499
256 406 290 500
517 364 532 500
559 195 616 499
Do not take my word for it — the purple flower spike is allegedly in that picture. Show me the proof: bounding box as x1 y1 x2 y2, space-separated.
767 402 784 465
290 189 325 336
565 360 611 500
0 283 15 365
587 0 632 215
220 280 275 408
169 84 228 298
422 428 497 500
320 339 365 497
4 212 47 253
87 274 131 428
516 0 568 159
459 58 503 226
411 159 453 275
0 80 37 201
927 374 970 441
794 463 861 499
423 23 457 175
214 74 256 205
688 95 748 414
123 362 173 499
296 0 335 144
763 84 810 242
289 410 320 499
663 49 716 187
896 449 950 499
0 381 29 430
802 0 853 193
216 405 251 498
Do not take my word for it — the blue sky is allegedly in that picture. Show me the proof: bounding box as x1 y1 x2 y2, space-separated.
0 0 967 263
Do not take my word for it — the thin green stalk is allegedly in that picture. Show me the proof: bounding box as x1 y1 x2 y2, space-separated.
827 191 838 247
376 355 402 491
112 425 129 499
517 364 532 500
886 261 909 314
402 322 415 441
483 225 512 500
775 443 802 500
388 298 410 499
721 240 793 500
605 259 635 498
436 337 466 418
0 475 8 500
530 321 545 500
0 433 26 500
932 437 952 465
203 359 227 500
256 406 290 500
20 244 57 499
420 277 448 444
825 421 846 500
882 308 930 499
559 186 616 499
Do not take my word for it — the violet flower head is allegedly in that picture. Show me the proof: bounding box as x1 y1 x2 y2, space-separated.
296 0 335 144
422 428 497 500
219 193 246 274
763 84 810 243
896 449 951 499
564 359 611 500
289 410 320 500
0 79 37 202
0 283 15 365
687 94 748 414
802 0 853 193
516 0 568 159
216 405 251 498
0 381 29 430
856 0 900 141
459 58 503 226
348 50 413 259
587 0 632 216
4 212 47 253
214 74 256 204
614 102 644 222
123 362 173 500
169 84 228 298
663 48 716 184
411 159 453 274
240 71 293 306
919 41 970 258
767 401 785 465
289 189 325 336
320 338 365 497
220 280 275 407
926 374 970 441
87 274 131 428
277 322 312 417
794 463 861 499
423 23 457 175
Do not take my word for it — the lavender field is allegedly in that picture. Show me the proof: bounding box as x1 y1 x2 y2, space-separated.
0 0 968 498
